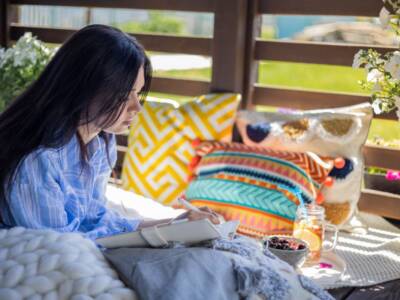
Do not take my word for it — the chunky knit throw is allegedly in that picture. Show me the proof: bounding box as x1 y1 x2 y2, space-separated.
0 227 137 300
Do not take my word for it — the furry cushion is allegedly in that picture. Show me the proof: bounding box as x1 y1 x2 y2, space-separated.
0 227 137 300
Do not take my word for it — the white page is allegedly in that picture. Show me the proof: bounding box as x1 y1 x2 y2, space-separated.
215 220 240 239
96 219 240 248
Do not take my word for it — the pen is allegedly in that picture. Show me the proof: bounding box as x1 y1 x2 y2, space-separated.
178 197 225 223
178 197 202 212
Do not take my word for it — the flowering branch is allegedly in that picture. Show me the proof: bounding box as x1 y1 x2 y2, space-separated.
353 0 400 118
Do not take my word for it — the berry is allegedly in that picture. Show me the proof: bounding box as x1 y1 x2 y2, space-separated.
267 236 306 251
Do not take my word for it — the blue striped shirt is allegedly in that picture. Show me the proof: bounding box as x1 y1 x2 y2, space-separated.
0 133 141 240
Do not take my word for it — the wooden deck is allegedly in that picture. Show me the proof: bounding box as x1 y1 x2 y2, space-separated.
329 219 400 299
329 280 400 300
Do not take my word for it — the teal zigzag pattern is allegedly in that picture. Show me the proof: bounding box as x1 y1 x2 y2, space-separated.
186 178 297 220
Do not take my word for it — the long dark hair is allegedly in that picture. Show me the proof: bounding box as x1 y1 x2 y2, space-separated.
0 24 152 219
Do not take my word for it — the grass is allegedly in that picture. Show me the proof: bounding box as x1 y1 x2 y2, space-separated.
153 61 400 143
148 92 193 103
369 119 400 141
258 61 367 94
154 61 367 94
154 68 211 81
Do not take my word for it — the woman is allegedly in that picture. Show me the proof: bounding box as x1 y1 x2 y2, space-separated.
0 24 219 240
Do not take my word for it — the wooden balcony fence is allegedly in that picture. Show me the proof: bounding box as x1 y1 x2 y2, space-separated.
1 0 400 220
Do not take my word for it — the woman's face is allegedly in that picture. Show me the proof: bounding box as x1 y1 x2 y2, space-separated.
104 66 145 135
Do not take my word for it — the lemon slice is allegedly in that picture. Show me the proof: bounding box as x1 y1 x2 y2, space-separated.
293 229 321 252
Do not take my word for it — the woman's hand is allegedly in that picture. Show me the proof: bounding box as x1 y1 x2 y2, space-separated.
176 206 224 225
137 207 224 229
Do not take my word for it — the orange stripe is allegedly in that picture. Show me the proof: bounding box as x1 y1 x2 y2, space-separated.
201 156 316 193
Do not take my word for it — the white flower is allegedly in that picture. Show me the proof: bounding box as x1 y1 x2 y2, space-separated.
372 100 383 114
41 46 51 56
367 69 384 82
385 51 400 79
379 6 391 28
352 50 364 68
27 50 37 63
13 52 24 67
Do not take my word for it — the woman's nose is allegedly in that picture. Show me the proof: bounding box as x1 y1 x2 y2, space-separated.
128 98 141 113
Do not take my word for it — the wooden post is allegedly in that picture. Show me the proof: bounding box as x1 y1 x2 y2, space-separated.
211 0 248 95
85 7 92 25
0 0 9 48
0 1 17 48
242 0 262 109
10 4 19 24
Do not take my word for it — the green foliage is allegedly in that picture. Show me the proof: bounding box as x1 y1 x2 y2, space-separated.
0 33 56 111
366 167 387 175
115 12 185 35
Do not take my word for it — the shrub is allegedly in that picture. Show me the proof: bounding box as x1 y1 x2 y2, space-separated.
0 33 56 111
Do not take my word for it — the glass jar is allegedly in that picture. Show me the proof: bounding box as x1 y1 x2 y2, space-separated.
292 204 338 265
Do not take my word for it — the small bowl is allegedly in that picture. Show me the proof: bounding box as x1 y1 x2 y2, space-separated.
264 236 309 269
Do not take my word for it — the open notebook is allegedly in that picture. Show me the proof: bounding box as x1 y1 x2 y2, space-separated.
96 219 240 249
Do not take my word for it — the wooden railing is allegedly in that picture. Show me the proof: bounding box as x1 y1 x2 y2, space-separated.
6 0 248 97
245 0 400 220
1 0 400 219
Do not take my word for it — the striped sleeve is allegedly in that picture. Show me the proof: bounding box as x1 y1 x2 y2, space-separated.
7 149 81 232
81 134 142 240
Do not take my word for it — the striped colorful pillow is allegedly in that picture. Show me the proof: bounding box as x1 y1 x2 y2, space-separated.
185 141 333 238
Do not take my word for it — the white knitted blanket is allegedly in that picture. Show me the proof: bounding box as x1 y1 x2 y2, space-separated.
326 213 400 289
0 227 138 300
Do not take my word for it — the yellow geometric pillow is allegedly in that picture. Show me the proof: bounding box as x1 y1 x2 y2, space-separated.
121 93 241 205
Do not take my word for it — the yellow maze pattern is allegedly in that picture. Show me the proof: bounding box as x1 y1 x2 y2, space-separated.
122 94 241 205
